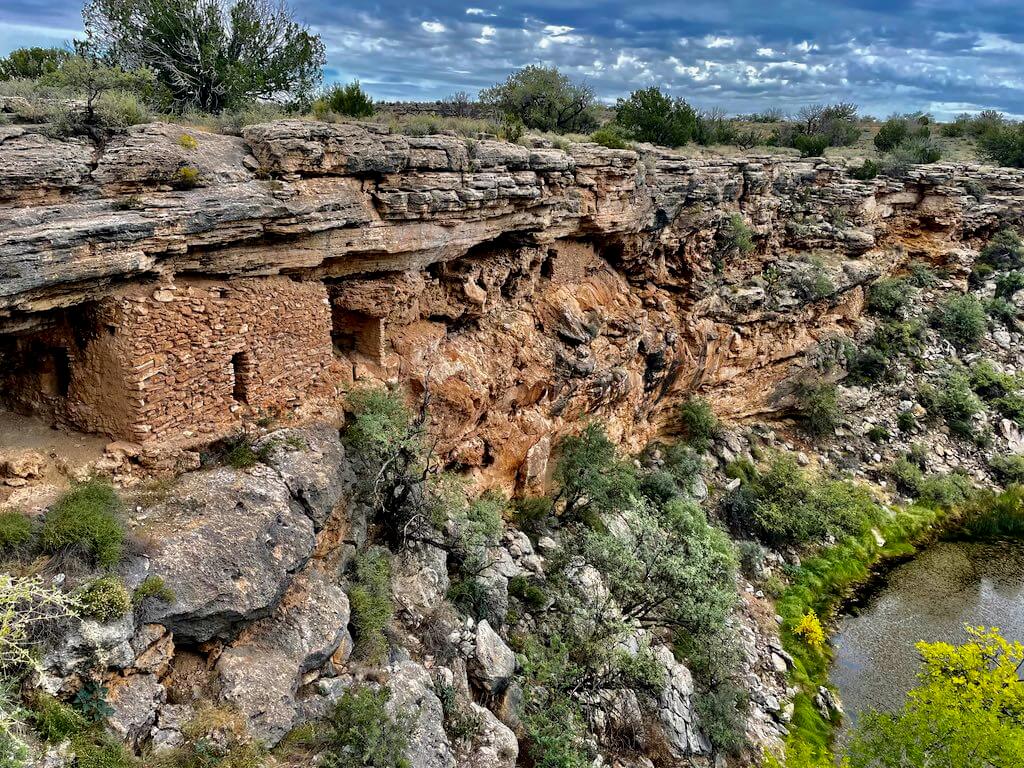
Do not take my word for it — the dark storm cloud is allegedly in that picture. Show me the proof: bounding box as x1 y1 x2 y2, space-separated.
4 0 1024 117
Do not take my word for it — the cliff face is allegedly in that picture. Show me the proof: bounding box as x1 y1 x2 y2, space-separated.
3 120 1021 488
5 119 1024 767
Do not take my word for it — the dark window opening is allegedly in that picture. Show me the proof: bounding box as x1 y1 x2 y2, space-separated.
231 352 250 403
331 307 384 364
37 347 72 398
541 249 556 279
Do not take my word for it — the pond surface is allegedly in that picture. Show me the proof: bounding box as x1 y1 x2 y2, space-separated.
829 539 1024 734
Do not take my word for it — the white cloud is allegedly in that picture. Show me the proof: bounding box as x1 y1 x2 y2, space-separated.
543 25 575 36
421 21 446 34
756 47 775 57
466 7 485 14
475 25 496 44
704 36 735 49
795 40 819 53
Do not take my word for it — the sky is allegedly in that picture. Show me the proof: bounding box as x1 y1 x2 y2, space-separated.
3 1 1024 119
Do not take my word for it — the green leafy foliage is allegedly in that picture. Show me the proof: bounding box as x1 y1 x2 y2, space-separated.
315 80 375 117
319 686 410 768
977 122 1024 168
75 575 132 622
676 396 720 452
866 277 914 318
347 548 394 664
589 126 630 149
720 455 880 546
30 693 88 742
845 628 1024 768
919 367 984 438
480 65 598 134
132 575 175 606
874 114 929 151
979 229 1024 271
795 381 842 437
553 423 638 524
74 679 114 724
41 480 125 569
848 159 881 180
0 512 32 557
83 0 325 112
578 496 737 635
717 213 756 261
613 87 698 146
70 732 137 768
0 47 70 80
931 293 988 350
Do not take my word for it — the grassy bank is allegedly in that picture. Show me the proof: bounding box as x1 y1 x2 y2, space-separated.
775 483 1024 761
774 502 951 758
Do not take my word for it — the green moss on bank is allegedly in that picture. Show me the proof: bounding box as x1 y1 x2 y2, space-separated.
776 503 949 759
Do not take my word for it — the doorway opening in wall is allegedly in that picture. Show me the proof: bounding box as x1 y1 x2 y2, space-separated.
38 347 72 397
330 308 384 364
230 352 251 403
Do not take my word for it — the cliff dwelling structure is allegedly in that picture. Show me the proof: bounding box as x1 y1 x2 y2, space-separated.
1 119 1019 481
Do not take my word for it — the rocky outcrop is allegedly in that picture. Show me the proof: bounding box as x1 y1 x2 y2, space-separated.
4 118 1022 490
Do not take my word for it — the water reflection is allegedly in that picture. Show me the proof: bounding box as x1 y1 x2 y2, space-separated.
829 540 1024 735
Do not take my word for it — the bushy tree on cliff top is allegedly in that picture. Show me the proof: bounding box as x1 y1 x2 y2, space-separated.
82 0 325 112
480 65 598 134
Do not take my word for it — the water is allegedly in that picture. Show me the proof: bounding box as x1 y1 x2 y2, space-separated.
829 539 1024 733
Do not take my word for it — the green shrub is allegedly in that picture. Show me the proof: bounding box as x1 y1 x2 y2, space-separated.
736 539 766 579
979 229 1024 271
795 381 842 437
348 548 394 664
990 454 1024 485
71 733 137 768
977 122 1024 168
315 80 375 118
589 126 630 149
915 472 973 508
613 87 697 146
986 297 1018 328
0 512 32 556
173 166 201 190
789 257 835 302
508 574 548 611
968 359 1018 401
132 575 175 606
907 260 938 287
677 396 719 452
319 686 410 768
866 278 913 318
874 118 909 151
511 496 553 534
30 693 88 743
178 133 199 149
931 293 988 349
481 65 597 134
866 425 889 443
995 270 1024 299
93 89 150 128
897 410 918 432
41 480 124 568
0 47 69 80
848 159 880 180
696 684 749 756
794 133 830 157
75 575 132 623
721 455 878 546
554 423 638 524
716 214 755 265
935 368 985 437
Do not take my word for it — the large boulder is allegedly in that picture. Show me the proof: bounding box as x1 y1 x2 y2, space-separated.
106 673 166 749
654 645 710 756
391 542 449 621
140 464 317 642
471 620 515 693
465 703 518 768
216 569 350 744
255 424 349 529
387 660 455 768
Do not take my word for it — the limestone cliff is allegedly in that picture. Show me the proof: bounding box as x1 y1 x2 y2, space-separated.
2 120 1020 491
3 118 1024 768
